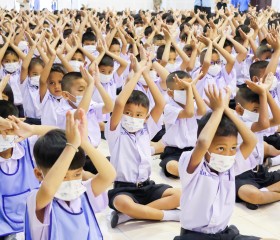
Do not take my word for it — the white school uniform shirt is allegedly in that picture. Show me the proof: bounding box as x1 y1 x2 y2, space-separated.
0 66 23 105
56 99 103 148
236 116 265 172
192 66 236 100
41 90 62 126
105 116 161 183
26 179 108 240
0 136 37 173
233 54 253 85
162 99 198 149
179 148 259 234
20 77 41 118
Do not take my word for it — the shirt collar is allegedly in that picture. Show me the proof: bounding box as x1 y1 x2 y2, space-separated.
0 143 25 163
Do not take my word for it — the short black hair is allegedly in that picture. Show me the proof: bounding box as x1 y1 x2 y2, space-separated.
235 84 260 106
144 26 153 37
153 34 164 42
61 72 83 92
249 61 268 80
166 15 175 24
4 47 19 59
98 54 114 67
126 90 149 111
28 58 45 73
197 112 238 138
2 83 14 103
0 100 18 118
200 49 219 65
82 31 96 44
63 29 73 39
224 39 233 49
166 71 191 89
235 25 250 38
50 63 67 75
256 45 272 59
110 38 120 47
34 129 86 170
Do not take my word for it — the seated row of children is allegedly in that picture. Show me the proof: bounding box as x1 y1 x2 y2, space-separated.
0 5 280 240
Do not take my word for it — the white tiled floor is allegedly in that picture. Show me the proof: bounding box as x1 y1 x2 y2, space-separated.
97 140 280 240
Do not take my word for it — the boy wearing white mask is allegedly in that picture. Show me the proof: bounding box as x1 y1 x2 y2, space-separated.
57 65 113 149
192 36 236 101
20 33 45 125
160 71 206 178
0 101 55 239
235 81 280 210
25 110 116 240
174 86 265 239
105 59 181 228
0 32 27 117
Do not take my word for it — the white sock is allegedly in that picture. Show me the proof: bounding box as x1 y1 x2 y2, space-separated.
270 155 280 166
162 210 181 222
260 187 269 192
118 213 133 224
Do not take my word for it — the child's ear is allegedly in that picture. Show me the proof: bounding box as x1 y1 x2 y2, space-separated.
34 167 44 182
62 91 70 100
235 103 244 116
252 76 259 83
167 89 174 98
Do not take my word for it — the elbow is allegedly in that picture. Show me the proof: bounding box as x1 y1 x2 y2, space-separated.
260 120 270 130
196 138 209 151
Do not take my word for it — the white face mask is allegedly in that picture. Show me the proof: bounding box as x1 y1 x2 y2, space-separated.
135 27 144 35
121 115 145 133
270 76 278 91
4 62 20 73
207 152 236 173
69 60 83 72
174 90 187 105
18 41 28 52
165 63 176 73
72 95 83 107
208 64 222 77
30 75 40 87
0 135 18 152
242 108 259 122
99 73 113 83
54 179 87 201
83 45 96 54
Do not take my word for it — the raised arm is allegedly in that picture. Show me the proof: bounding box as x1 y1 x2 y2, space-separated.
20 33 38 83
188 85 225 173
142 61 165 123
110 57 144 131
89 63 114 114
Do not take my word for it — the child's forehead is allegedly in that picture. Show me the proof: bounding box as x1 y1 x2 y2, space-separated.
70 78 87 88
73 52 85 59
124 103 148 113
211 135 238 146
3 54 19 61
211 53 220 61
48 72 64 81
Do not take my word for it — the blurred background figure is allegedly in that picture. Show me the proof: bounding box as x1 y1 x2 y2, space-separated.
153 0 162 11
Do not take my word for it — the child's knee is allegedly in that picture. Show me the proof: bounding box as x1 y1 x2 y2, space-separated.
239 186 265 204
113 195 134 212
166 161 179 175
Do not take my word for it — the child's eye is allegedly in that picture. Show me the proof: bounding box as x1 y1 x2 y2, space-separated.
218 147 224 151
231 147 237 151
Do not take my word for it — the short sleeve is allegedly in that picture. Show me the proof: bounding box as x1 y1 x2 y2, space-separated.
146 115 161 139
163 104 181 125
25 190 52 239
179 150 204 186
83 179 108 213
105 119 121 144
90 102 103 123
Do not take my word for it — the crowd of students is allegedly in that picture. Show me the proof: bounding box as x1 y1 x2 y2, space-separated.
0 3 280 240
